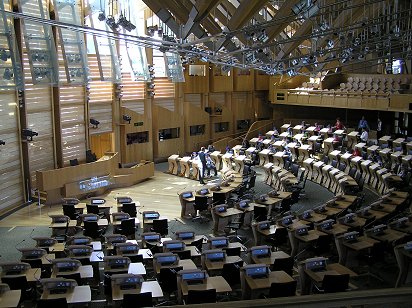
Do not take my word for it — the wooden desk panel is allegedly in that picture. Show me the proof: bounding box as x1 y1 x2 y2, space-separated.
112 281 164 301
0 290 21 308
41 286 91 304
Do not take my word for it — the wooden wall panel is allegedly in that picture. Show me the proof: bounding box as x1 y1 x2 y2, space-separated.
184 102 210 153
90 133 113 159
234 69 254 91
255 70 269 91
182 64 209 93
232 92 254 134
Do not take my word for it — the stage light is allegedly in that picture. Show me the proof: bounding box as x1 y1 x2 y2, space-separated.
0 49 9 61
0 140 5 145
122 115 131 124
90 118 100 128
22 128 38 141
98 11 106 21
106 15 117 31
3 68 13 80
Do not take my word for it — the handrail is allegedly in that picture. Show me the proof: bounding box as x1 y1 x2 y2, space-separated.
181 287 412 308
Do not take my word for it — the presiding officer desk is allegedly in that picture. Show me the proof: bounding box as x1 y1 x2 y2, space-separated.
36 152 154 205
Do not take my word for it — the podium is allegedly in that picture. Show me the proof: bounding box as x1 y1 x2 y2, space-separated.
307 135 320 149
378 135 391 146
222 153 233 170
293 125 303 135
287 142 298 161
259 149 271 166
393 138 405 149
168 155 180 175
312 161 325 184
191 160 200 180
273 141 284 152
273 151 286 168
390 151 403 169
210 151 222 170
340 152 353 173
249 138 259 147
319 127 330 138
179 157 191 178
305 126 316 136
233 145 243 157
360 160 373 185
303 158 314 180
265 130 275 139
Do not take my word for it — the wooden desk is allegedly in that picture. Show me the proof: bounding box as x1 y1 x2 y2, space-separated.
318 224 350 236
80 219 108 227
49 220 77 230
251 251 290 266
155 259 197 274
180 276 231 297
339 216 367 229
300 212 328 224
52 265 94 279
390 222 412 235
343 236 379 251
104 263 146 275
204 256 242 274
1 268 41 283
41 286 91 304
243 271 294 300
213 208 243 235
143 216 168 232
0 290 21 308
111 281 164 301
367 229 408 244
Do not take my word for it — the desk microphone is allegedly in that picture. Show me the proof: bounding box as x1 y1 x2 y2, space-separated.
138 205 145 215
96 252 104 261
29 228 35 239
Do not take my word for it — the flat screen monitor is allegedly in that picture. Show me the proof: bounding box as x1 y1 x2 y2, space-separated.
72 238 90 245
372 224 387 234
396 217 408 228
344 231 359 242
176 232 194 240
210 238 228 248
321 219 334 230
117 196 133 204
164 241 184 251
143 212 160 220
216 205 226 213
71 248 90 256
258 221 270 230
205 251 225 262
282 215 293 226
143 234 161 242
251 246 270 258
181 192 193 199
245 266 269 279
118 245 138 252
106 236 126 244
315 205 327 213
108 258 128 268
83 215 98 222
296 227 308 236
157 255 178 266
181 271 206 282
56 261 77 272
305 257 327 271
404 241 412 252
344 213 355 223
302 210 312 219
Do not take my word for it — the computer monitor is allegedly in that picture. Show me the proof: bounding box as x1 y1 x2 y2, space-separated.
295 226 309 236
34 237 56 247
156 254 178 266
305 257 327 271
70 246 92 256
71 237 91 245
0 263 30 275
268 190 280 197
244 265 269 279
82 215 98 222
143 212 160 220
142 233 161 242
116 243 139 253
90 198 105 205
105 235 127 245
282 215 293 226
198 188 209 196
181 192 193 199
19 248 45 259
315 205 327 213
204 250 225 262
163 240 185 251
358 206 371 216
176 231 195 240
106 257 130 269
257 221 270 230
344 213 356 223
238 200 250 209
209 237 228 249
343 231 359 242
302 210 313 219
320 219 334 230
395 217 408 228
258 195 268 202
180 270 206 284
212 185 221 191
250 246 271 258
371 224 387 234
54 260 79 272
117 196 133 204
215 205 227 213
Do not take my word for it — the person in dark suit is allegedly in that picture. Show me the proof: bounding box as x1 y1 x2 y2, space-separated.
198 147 207 184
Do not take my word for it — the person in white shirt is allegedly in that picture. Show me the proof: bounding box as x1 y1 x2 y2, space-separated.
360 128 369 143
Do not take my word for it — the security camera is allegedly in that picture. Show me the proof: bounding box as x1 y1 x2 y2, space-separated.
0 140 5 145
22 129 38 141
90 118 100 128
122 115 131 124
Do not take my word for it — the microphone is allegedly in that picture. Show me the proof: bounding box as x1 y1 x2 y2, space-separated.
96 252 104 261
29 228 35 239
33 267 41 282
15 239 26 250
138 205 145 215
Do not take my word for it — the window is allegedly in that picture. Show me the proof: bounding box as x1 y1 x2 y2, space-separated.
127 131 149 145
237 119 251 130
188 65 206 76
159 128 180 140
190 125 205 136
214 122 229 133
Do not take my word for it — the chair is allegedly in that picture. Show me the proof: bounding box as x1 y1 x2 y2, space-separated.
245 174 257 192
176 249 191 260
224 213 245 243
192 196 210 223
62 204 79 221
290 164 300 177
36 298 68 308
122 203 137 218
123 292 153 308
222 261 243 286
272 257 294 276
266 227 288 251
158 266 183 298
1 276 32 300
186 289 216 304
253 206 267 222
86 204 105 220
129 254 144 263
348 167 357 178
224 246 241 256
188 237 203 253
318 274 350 293
83 221 105 239
268 280 297 298
151 219 168 236
145 242 160 254
118 218 136 239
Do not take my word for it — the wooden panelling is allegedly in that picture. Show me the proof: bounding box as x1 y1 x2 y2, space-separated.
90 133 113 159
232 92 254 134
184 102 210 153
253 91 271 120
210 67 233 92
254 70 269 91
0 91 24 211
390 94 412 111
154 77 175 98
233 68 254 91
182 64 209 93
184 94 202 108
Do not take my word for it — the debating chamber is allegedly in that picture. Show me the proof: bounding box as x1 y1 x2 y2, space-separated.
0 0 412 307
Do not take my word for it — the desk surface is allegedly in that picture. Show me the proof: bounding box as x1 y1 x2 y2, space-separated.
181 276 231 296
319 224 350 236
52 265 93 279
112 218 140 226
390 222 412 235
80 219 108 227
0 290 21 308
295 229 327 243
112 281 164 301
304 263 358 284
343 236 379 251
41 286 91 304
252 251 290 265
49 221 77 229
155 259 197 274
205 256 243 272
104 262 146 275
300 212 328 224
215 208 243 218
367 229 408 243
257 224 285 237
245 271 294 290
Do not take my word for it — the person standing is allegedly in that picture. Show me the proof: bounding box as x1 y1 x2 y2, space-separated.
198 147 207 184
358 116 369 133
377 117 383 139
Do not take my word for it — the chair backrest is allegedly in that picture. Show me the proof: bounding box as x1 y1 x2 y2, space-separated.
253 206 267 222
212 192 226 204
37 298 68 308
272 257 294 276
222 261 243 286
1 276 28 291
269 280 297 298
176 249 191 260
291 164 299 177
194 196 209 211
120 219 136 232
86 204 99 215
159 266 183 294
248 175 257 189
122 203 137 217
62 204 77 220
187 288 216 304
123 292 153 308
83 221 99 238
331 160 338 168
224 246 241 257
152 219 168 236
188 238 203 252
322 274 349 293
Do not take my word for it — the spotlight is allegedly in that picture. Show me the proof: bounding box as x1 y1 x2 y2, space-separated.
326 39 334 49
257 29 268 43
122 115 131 124
22 128 38 141
0 140 5 145
90 118 100 128
0 49 9 61
3 68 13 80
106 15 117 31
98 11 106 21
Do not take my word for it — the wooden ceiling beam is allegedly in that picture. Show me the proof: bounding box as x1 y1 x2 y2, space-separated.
194 0 222 22
227 0 267 30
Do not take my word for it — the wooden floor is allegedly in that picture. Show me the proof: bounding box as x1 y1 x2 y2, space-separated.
0 170 206 228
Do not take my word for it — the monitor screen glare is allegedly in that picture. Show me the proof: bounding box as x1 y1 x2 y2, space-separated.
182 192 193 199
211 238 228 248
245 266 268 278
157 255 178 265
177 232 194 240
143 234 160 242
181 272 206 281
206 252 225 261
165 242 184 251
144 213 159 219
251 247 269 258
